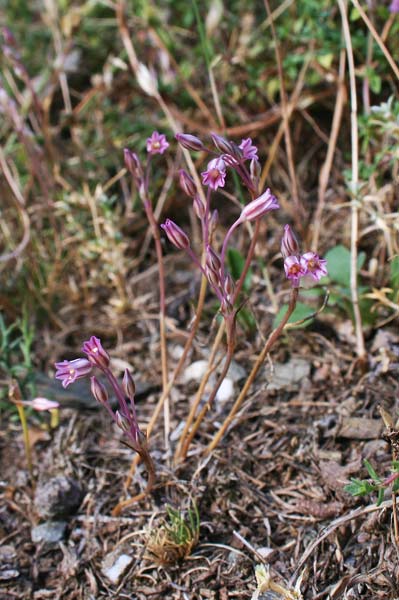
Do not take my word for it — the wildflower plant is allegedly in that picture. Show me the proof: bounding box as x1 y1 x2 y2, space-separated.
55 336 155 497
55 131 328 510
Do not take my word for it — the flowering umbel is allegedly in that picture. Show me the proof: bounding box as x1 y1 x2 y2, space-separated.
281 226 328 288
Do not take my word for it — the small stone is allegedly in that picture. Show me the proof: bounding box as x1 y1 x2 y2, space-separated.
215 378 234 403
266 358 311 390
0 545 17 564
31 521 67 544
101 547 133 584
34 476 83 519
183 360 208 383
0 569 19 581
338 417 383 440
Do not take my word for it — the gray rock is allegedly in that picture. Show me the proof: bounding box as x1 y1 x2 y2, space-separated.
34 476 83 519
101 546 133 584
266 358 311 390
31 521 67 544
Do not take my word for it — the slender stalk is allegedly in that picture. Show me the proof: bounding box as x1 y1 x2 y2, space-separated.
16 403 33 478
118 273 208 501
337 0 366 361
9 381 33 478
112 443 156 516
142 197 170 446
263 0 302 221
174 320 226 462
206 288 298 454
178 324 236 461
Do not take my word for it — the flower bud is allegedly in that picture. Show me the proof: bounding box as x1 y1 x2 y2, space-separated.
122 369 136 400
161 219 190 249
223 274 235 298
175 133 205 151
239 188 279 222
281 224 300 259
211 132 235 155
250 158 261 186
179 169 197 197
205 265 221 288
124 148 143 182
220 297 233 315
115 410 131 432
82 336 110 369
193 194 206 219
90 376 109 405
209 210 219 235
205 245 221 273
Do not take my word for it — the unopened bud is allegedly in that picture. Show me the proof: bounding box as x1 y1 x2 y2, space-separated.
115 410 131 432
205 265 221 288
211 133 235 155
124 148 143 182
205 245 221 273
179 169 197 197
239 188 279 222
161 218 190 249
281 224 300 258
122 369 136 400
175 133 205 151
90 376 109 405
250 158 261 184
223 274 235 298
209 210 219 235
193 194 206 219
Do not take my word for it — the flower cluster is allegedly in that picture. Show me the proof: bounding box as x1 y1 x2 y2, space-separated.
55 336 144 452
281 225 328 288
161 131 283 326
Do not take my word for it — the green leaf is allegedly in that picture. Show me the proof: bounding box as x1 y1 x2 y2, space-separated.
364 459 381 483
390 256 399 292
324 245 366 287
273 302 314 329
376 487 385 506
227 248 252 293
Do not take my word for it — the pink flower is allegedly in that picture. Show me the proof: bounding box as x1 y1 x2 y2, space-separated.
390 0 399 13
239 138 258 161
146 131 169 155
55 358 93 388
239 188 279 222
284 255 307 288
82 336 110 369
23 397 60 411
161 218 190 249
301 252 328 281
201 157 226 190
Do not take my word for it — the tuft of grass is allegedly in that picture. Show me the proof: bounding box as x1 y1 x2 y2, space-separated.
146 501 200 565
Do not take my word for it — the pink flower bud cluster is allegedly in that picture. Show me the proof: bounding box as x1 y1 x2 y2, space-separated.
281 225 328 288
55 337 144 453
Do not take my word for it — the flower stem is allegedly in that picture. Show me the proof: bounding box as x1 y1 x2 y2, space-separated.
206 288 298 454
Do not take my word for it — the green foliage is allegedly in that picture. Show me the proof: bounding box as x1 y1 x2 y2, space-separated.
164 503 200 547
273 300 315 329
323 245 375 325
345 459 399 507
227 248 256 332
0 309 35 403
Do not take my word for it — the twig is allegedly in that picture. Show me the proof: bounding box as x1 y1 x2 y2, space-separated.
311 50 346 251
337 0 366 361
